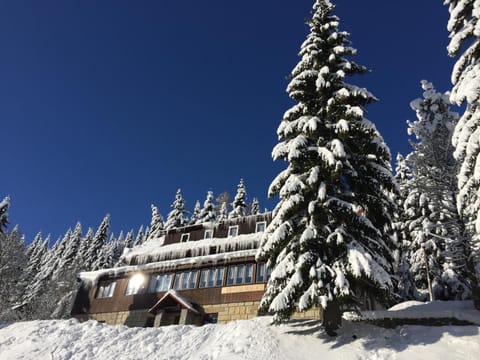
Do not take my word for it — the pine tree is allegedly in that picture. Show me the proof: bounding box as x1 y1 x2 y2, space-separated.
229 179 248 218
165 189 187 230
0 225 26 321
77 227 94 270
0 196 9 233
134 225 146 246
190 200 201 225
199 191 217 223
147 204 164 240
125 229 135 248
218 202 228 222
392 154 417 300
403 80 469 300
87 214 110 271
446 0 480 284
251 197 260 215
256 0 396 329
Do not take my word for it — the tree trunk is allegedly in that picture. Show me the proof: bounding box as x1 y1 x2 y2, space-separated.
323 299 342 336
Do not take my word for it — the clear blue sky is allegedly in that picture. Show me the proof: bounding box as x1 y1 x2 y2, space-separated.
1 0 453 242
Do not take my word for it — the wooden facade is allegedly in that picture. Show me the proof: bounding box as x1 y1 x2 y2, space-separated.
71 213 277 327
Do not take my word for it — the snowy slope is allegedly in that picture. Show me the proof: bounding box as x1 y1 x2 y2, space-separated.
0 316 479 360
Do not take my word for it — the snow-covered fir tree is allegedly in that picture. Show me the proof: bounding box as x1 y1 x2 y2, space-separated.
124 229 135 248
0 225 26 321
218 201 228 222
134 225 146 246
198 191 216 223
147 204 164 240
403 80 469 300
229 179 248 219
256 0 396 330
392 154 417 301
251 197 260 215
446 0 480 284
77 227 94 269
87 214 110 271
165 189 188 230
190 200 201 225
0 196 9 233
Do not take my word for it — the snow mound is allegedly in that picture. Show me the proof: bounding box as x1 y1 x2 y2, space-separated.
1 316 480 359
344 300 480 325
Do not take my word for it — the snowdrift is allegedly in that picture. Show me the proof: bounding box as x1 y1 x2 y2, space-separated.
0 314 479 360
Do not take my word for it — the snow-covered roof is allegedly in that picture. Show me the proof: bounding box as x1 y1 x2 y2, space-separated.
123 232 262 265
79 233 263 285
148 289 199 314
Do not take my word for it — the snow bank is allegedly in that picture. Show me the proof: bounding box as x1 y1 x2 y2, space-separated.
344 300 480 325
1 316 479 359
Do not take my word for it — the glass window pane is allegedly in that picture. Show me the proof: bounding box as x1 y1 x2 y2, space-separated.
149 275 159 293
163 274 172 291
181 272 189 289
227 266 236 285
216 268 224 287
107 282 116 297
189 271 198 289
173 273 181 290
228 226 238 237
245 264 253 284
236 265 245 284
256 263 265 283
207 269 215 287
199 270 208 288
256 222 266 233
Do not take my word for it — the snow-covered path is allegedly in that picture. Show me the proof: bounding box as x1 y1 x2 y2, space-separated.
0 317 479 360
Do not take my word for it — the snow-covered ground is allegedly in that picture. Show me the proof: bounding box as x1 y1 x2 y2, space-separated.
0 314 479 360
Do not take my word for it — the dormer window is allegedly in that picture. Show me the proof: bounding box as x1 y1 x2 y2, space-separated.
204 229 213 239
255 221 266 233
228 225 238 237
180 233 190 242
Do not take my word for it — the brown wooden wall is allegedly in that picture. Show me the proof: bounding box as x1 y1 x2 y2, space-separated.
72 258 267 316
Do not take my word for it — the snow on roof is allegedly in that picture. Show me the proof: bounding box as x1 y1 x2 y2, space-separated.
148 289 199 314
122 232 262 265
343 300 480 325
78 248 258 285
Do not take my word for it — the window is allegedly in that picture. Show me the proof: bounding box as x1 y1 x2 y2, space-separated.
216 268 225 287
204 313 218 324
256 263 272 283
255 221 266 233
228 226 238 237
199 267 224 288
125 273 147 295
180 233 190 242
227 264 254 285
149 273 173 293
204 229 213 239
173 270 198 290
199 269 208 288
96 280 116 298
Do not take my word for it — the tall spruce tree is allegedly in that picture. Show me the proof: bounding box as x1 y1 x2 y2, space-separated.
165 189 187 230
0 196 9 233
199 191 217 223
251 197 260 215
445 0 480 284
190 201 201 225
256 0 396 329
87 214 110 271
229 179 248 218
403 81 469 300
147 204 164 240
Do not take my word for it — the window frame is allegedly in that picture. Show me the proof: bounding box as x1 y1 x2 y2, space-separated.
96 280 116 298
125 274 148 296
255 221 266 233
180 233 190 242
228 225 239 237
204 229 214 239
149 273 173 293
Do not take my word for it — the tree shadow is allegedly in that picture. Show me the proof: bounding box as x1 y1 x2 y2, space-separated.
282 318 480 353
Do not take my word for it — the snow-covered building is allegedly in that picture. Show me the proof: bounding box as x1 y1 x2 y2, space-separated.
71 213 313 327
